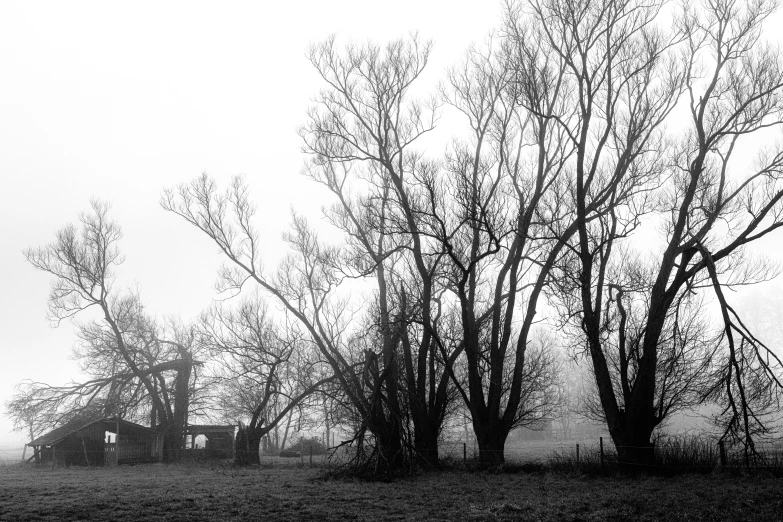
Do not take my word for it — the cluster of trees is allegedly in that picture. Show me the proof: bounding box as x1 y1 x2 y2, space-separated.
8 0 783 471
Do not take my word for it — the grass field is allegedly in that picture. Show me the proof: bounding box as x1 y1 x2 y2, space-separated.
1 459 782 521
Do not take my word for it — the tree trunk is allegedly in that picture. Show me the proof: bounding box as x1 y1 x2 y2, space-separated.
413 420 439 468
280 410 293 452
375 426 404 471
474 422 508 466
324 402 331 449
160 422 183 462
235 426 263 465
611 422 655 472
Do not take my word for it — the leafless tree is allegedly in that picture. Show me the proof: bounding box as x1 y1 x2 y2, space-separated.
19 201 201 460
199 293 332 464
528 0 783 465
300 29 573 465
411 23 578 463
300 35 463 467
163 177 417 472
5 385 50 461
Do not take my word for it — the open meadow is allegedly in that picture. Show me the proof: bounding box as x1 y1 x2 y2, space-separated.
1 459 782 521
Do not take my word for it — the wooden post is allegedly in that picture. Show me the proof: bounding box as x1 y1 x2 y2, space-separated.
116 420 120 466
310 445 313 468
81 437 91 466
719 440 727 468
599 437 604 468
51 445 56 470
576 443 580 464
300 439 304 465
463 442 467 465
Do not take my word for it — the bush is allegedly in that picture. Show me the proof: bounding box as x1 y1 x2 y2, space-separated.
287 436 329 456
278 449 301 458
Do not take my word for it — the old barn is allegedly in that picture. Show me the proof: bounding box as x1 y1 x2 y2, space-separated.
183 425 236 459
27 417 161 466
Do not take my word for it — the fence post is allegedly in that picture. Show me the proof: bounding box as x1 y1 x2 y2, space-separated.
576 443 580 465
310 445 313 468
599 437 604 468
116 420 121 466
81 437 91 466
719 440 727 468
300 439 304 466
463 442 467 465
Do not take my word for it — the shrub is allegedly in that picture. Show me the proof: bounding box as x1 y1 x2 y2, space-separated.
285 436 328 457
278 449 301 458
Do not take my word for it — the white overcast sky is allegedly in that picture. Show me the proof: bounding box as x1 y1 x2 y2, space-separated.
0 0 503 446
2 1 783 448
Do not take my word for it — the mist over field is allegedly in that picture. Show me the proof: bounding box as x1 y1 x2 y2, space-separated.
0 446 22 466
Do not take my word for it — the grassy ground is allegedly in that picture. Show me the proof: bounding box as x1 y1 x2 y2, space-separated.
1 459 782 521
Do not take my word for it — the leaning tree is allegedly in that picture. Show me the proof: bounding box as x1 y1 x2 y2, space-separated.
19 201 202 460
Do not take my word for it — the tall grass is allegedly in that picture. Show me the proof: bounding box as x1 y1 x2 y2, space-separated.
543 435 783 476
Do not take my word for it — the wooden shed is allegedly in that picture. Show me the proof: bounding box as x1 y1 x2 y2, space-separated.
183 424 235 459
27 417 161 466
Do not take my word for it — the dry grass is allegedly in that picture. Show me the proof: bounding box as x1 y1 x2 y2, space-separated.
1 459 782 521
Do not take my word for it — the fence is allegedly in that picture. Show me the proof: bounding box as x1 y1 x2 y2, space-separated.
438 437 783 471
7 437 783 473
254 436 783 472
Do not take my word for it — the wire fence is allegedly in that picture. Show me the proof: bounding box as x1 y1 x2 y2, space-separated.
4 438 783 472
438 437 783 471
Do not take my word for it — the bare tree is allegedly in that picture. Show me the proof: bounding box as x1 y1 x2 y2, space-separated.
299 29 573 465
20 201 200 460
300 35 464 467
200 294 332 464
5 385 50 461
163 177 417 472
413 24 578 463
528 0 783 465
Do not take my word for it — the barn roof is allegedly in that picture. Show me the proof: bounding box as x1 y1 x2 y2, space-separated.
28 417 158 447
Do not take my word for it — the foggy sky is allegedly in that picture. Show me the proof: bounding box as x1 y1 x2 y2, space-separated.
2 1 782 448
0 0 501 446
